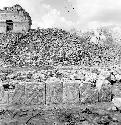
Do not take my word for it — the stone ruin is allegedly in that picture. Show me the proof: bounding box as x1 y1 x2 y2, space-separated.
0 4 32 33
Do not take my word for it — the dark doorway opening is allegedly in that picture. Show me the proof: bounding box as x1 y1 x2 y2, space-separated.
6 20 13 32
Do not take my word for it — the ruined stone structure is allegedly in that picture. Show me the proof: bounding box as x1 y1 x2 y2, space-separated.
0 4 32 33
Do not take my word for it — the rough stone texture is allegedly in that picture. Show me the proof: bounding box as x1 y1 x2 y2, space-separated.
63 83 79 104
46 79 63 105
0 4 32 33
0 67 121 124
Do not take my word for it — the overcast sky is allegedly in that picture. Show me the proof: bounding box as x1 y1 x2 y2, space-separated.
0 0 121 31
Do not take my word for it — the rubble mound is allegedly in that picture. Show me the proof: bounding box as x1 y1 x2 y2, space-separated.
0 27 121 124
0 27 121 68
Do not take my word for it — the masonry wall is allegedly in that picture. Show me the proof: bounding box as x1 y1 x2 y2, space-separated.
0 12 28 22
0 22 30 33
0 22 6 33
0 11 31 33
13 22 30 33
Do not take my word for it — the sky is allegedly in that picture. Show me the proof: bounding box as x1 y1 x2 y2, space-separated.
0 0 121 31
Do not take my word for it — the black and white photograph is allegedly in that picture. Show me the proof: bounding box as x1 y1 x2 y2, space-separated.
0 0 121 125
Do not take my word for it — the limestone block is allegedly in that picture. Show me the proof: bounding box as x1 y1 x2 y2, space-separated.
10 84 26 107
12 84 26 101
112 97 121 109
96 75 105 91
0 86 8 104
115 74 121 81
112 83 121 97
98 83 112 102
63 80 79 104
82 89 99 104
25 82 45 106
79 82 98 103
81 121 90 125
46 80 63 105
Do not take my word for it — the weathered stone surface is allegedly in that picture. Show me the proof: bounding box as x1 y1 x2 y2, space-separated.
112 82 121 97
46 80 63 105
79 81 99 104
81 121 90 125
10 83 26 106
82 89 99 104
0 66 121 109
96 74 105 91
62 79 79 104
25 83 45 106
98 83 112 102
0 85 8 105
0 4 32 33
112 97 121 109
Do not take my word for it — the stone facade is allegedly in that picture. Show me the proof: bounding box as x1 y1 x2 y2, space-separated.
0 4 32 33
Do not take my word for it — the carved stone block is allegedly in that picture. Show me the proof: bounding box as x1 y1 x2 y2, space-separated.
25 83 45 106
46 81 63 105
63 80 79 104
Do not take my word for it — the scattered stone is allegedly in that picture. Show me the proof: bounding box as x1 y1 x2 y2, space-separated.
81 121 89 125
112 97 121 109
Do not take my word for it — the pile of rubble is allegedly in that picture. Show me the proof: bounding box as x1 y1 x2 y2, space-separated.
0 27 120 68
0 27 121 124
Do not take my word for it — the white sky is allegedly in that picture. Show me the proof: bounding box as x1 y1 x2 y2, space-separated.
0 0 121 31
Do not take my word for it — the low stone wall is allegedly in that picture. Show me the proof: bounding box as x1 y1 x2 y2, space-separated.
0 66 120 109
